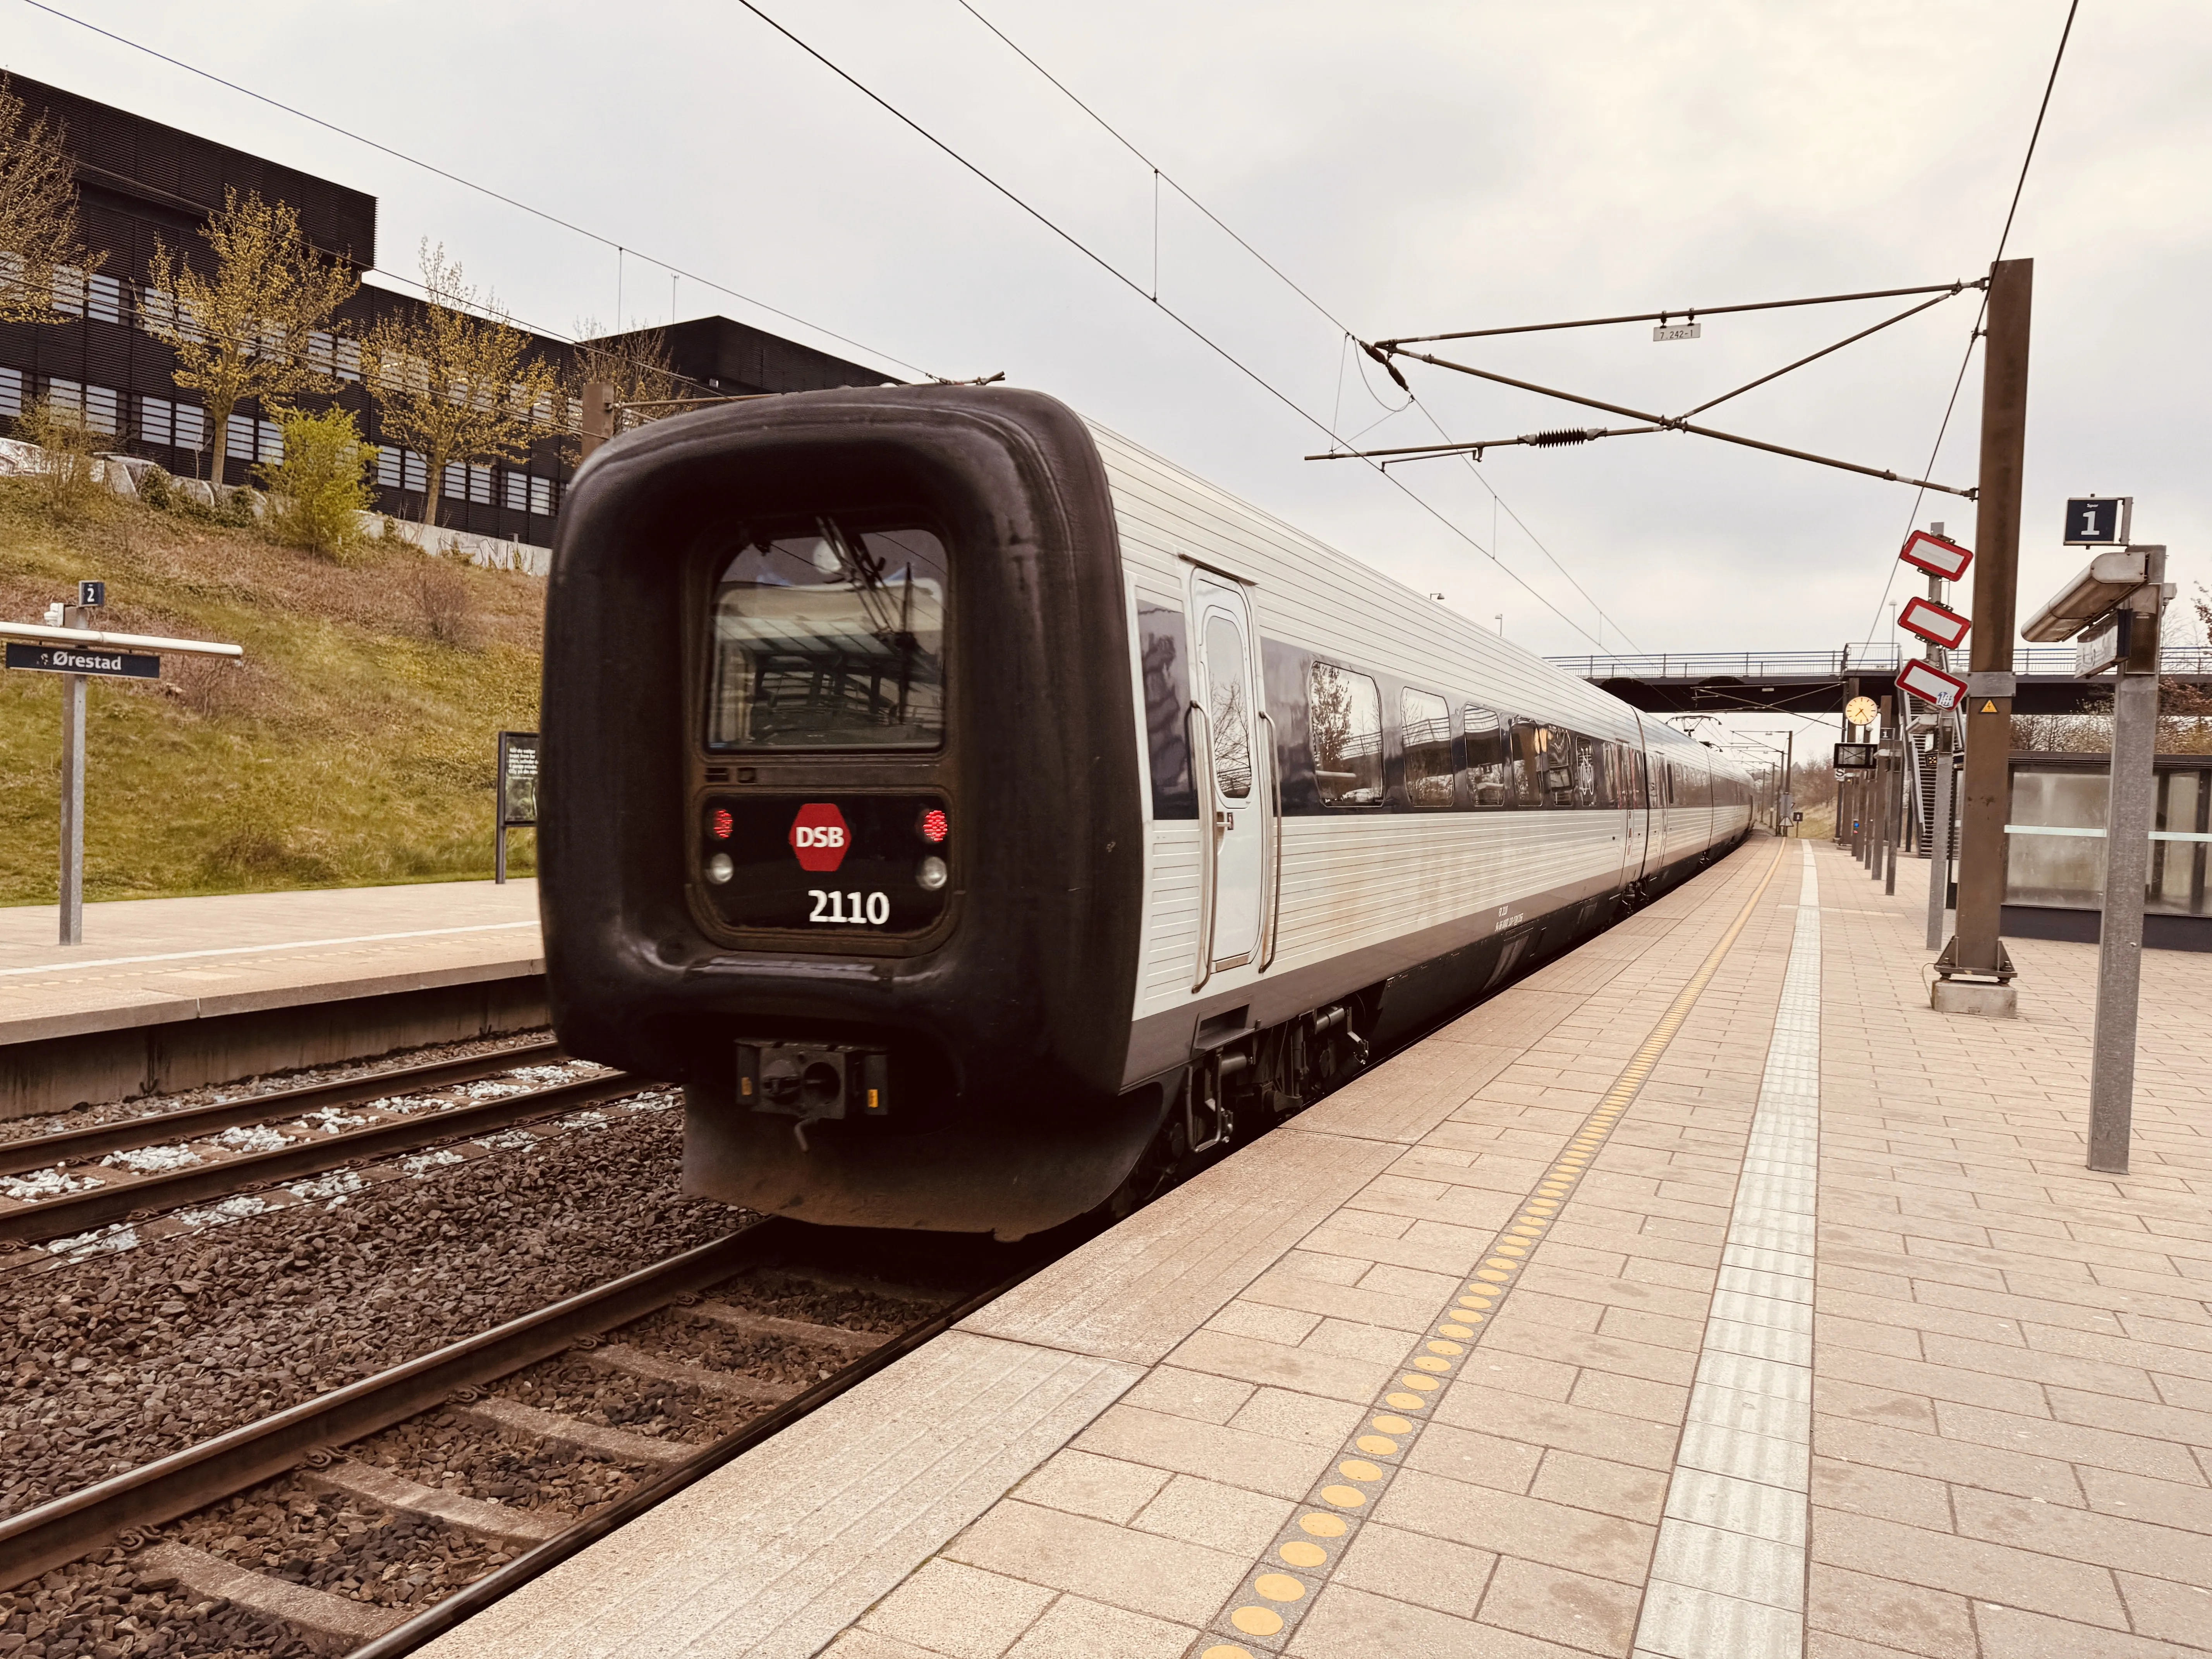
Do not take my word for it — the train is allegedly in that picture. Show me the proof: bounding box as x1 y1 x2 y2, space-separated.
538 386 1752 1239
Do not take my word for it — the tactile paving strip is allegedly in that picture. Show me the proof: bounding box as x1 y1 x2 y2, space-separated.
1631 843 1822 1659
1188 844 1790 1657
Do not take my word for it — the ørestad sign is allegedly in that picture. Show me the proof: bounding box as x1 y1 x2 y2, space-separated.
5 642 160 679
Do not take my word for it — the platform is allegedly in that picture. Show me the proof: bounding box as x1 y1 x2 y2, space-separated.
0 881 544 1117
421 840 2212 1659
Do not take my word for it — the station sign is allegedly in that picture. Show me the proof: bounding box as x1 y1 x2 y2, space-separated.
1833 742 1877 770
2063 496 2130 546
1899 531 1973 582
1896 657 1967 710
4 641 160 679
496 730 539 828
1898 596 1971 650
2075 617 2124 677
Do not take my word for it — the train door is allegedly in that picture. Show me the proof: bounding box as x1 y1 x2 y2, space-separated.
1622 728 1651 885
1193 575 1263 971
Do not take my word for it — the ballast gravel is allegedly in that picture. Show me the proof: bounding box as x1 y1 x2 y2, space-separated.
0 1098 737 1523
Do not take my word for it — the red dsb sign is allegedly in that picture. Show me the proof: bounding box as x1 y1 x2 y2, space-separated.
789 802 851 872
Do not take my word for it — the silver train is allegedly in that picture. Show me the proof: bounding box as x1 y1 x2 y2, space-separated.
538 387 1751 1238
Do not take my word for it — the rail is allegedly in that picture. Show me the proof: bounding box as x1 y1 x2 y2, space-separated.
1546 647 2212 680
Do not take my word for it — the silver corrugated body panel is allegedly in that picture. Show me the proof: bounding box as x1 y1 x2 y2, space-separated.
1090 419 1753 1062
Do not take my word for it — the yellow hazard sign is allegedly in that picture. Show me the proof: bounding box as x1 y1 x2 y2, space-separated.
1980 699 1999 713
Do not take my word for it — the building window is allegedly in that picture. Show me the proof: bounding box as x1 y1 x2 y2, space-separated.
87 274 122 324
469 464 493 505
51 265 86 316
379 446 428 492
258 419 282 465
335 338 361 381
503 470 528 512
443 461 467 500
530 476 555 516
84 385 118 436
0 366 22 417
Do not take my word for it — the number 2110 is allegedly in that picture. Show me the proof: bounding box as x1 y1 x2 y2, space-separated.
809 889 890 925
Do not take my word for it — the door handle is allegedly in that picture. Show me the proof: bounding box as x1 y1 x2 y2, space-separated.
1217 811 1235 831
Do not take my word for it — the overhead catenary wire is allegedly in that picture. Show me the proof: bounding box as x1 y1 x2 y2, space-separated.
949 0 1643 651
1857 0 2081 648
725 0 1626 653
12 0 936 383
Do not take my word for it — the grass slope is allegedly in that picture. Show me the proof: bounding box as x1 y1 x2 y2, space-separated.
0 482 543 904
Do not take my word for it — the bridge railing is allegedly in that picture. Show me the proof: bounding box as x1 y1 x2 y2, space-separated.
1545 646 2212 680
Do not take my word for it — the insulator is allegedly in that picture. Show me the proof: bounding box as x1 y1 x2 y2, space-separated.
1527 428 1595 447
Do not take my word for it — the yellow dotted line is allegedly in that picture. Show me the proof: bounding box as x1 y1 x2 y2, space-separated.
1197 846 1787 1656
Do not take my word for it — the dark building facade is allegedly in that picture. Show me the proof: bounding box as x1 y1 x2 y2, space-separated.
0 73 894 541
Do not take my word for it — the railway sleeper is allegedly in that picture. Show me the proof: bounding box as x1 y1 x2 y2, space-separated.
581 1341 801 1406
136 1539 408 1653
677 1299 892 1355
299 1459 565 1550
451 1396 696 1468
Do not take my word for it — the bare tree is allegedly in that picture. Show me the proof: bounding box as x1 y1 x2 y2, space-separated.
0 75 101 325
559 320 690 464
143 189 358 486
364 244 560 527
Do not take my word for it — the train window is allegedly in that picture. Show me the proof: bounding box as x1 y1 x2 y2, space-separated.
1309 662 1382 805
1204 613 1254 800
707 520 947 750
1463 706 1514 807
1401 689 1453 808
1510 719 1551 806
1535 726 1580 807
1137 602 1197 819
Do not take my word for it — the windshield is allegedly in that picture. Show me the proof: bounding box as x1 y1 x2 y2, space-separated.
707 520 947 750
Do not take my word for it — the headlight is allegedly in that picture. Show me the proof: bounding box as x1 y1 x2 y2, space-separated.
916 855 948 891
706 853 735 884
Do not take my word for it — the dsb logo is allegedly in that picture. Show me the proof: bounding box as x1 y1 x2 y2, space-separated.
789 803 852 872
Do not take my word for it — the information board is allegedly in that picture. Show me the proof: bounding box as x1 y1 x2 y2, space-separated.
497 731 539 827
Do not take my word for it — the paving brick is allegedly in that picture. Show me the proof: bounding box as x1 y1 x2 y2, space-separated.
1458 1348 1581 1403
1305 1315 1428 1366
1808 1456 1954 1531
1476 1556 1640 1656
1331 1519 1498 1620
1566 1368 1689 1426
1808 1508 2130 1628
1206 1298 1323 1346
1930 1400 2206 1484
1012 1448 1171 1525
1001 1594 1194 1659
1485 1319 1700 1386
1226 1385 1370 1448
825 1630 952 1659
2045 1384 2212 1449
1116 1365 1253 1425
1130 1473 1292 1557
2077 1465 2212 1536
1164 1327 1397 1403
856 1558 1054 1659
1973 1602 2203 1659
1917 1331 2160 1399
1289 1580 1589 1658
1818 1347 2054 1416
1370 1467 1655 1584
1071 1404 1334 1502
943 1499 1248 1626
1951 1487 2212 1584
1433 1386 1680 1470
1809 1377 1940 1434
1527 1449 1670 1523
1403 1421 1546 1495
2114 1570 2212 1649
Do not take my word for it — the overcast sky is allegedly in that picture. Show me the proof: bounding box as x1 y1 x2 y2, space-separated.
10 0 2207 752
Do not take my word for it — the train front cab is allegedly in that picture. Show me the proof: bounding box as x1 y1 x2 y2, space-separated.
538 386 1166 1239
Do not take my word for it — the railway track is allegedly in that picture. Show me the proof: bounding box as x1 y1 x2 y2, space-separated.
0 1218 1036 1657
0 1044 641 1254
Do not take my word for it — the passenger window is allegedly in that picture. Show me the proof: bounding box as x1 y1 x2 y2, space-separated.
1463 706 1514 806
1535 726 1578 807
1401 689 1453 808
1309 662 1382 805
1137 603 1196 819
1203 613 1253 800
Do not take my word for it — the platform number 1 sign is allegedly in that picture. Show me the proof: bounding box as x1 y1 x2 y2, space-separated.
2064 497 2131 547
